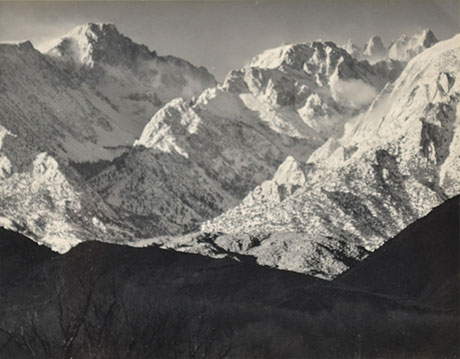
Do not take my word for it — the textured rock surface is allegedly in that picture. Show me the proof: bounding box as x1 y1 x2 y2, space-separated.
0 125 133 252
341 29 438 65
89 38 399 236
0 23 216 250
0 24 457 281
388 29 438 62
0 41 132 163
202 34 460 277
0 23 216 163
363 35 388 63
47 23 217 137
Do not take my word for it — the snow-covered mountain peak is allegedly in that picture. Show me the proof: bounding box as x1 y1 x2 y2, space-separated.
70 22 119 39
47 22 153 68
272 156 306 186
419 28 438 46
388 28 438 61
202 33 460 277
363 35 387 62
315 32 459 166
222 38 401 141
364 35 385 52
248 44 298 69
247 40 347 73
134 97 199 158
339 30 439 64
342 39 361 58
40 22 217 141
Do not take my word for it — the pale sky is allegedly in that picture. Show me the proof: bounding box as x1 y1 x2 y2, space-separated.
0 0 458 80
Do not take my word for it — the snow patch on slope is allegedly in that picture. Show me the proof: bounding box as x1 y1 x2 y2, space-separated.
201 33 460 278
388 29 438 62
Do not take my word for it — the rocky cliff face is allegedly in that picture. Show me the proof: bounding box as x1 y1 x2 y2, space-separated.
0 24 216 250
47 23 217 137
0 24 457 278
227 40 397 138
388 29 438 62
0 41 133 163
363 35 388 63
0 123 133 253
201 34 460 278
87 38 399 237
0 23 216 164
342 29 438 64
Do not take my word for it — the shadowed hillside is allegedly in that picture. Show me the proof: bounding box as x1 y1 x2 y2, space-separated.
338 195 459 310
0 197 458 358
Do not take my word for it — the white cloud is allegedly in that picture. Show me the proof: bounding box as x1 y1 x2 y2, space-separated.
331 76 378 109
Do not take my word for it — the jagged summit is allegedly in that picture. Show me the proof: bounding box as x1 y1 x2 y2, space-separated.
337 29 439 64
342 39 361 58
247 40 347 72
47 22 154 68
388 28 438 61
202 33 460 276
225 38 399 139
363 35 387 62
39 22 217 138
1 21 456 282
272 156 306 186
419 28 438 47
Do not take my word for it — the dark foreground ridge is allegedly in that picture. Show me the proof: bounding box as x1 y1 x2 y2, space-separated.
337 195 459 310
0 196 458 358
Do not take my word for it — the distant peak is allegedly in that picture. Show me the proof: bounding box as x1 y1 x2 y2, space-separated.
342 39 361 57
420 28 438 47
392 28 437 45
72 22 120 37
388 28 438 61
247 40 345 70
420 28 435 36
363 35 386 59
88 22 116 28
47 22 153 68
368 35 384 43
345 39 354 46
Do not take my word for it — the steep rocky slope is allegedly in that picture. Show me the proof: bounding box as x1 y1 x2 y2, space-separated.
87 39 400 237
0 123 134 252
0 23 217 250
0 23 216 163
46 23 216 137
342 29 438 64
202 34 460 277
0 41 132 163
388 29 438 62
0 25 454 264
362 35 387 63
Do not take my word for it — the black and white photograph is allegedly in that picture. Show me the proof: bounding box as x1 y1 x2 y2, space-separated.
0 0 459 357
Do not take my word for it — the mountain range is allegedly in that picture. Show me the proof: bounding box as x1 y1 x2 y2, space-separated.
344 28 438 63
0 23 458 281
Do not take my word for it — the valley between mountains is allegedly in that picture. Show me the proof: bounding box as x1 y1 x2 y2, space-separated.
0 23 459 280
